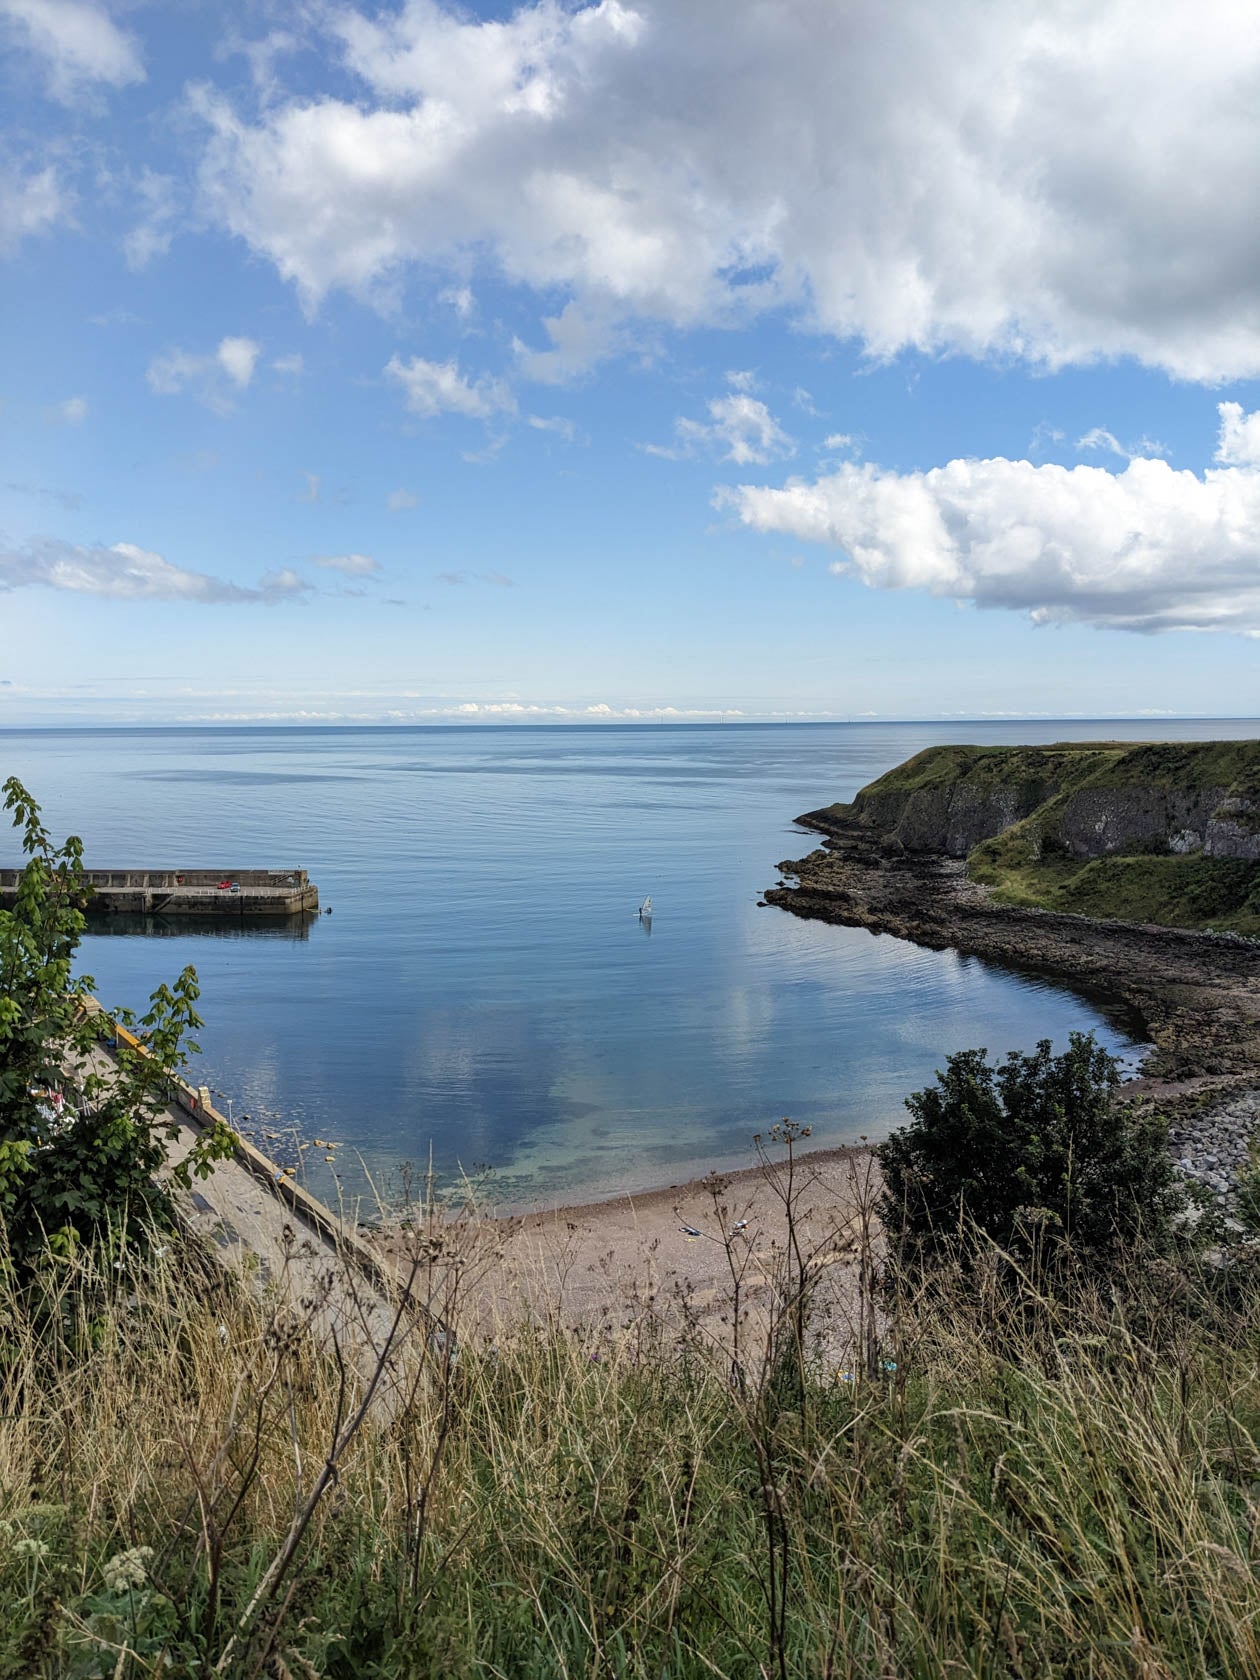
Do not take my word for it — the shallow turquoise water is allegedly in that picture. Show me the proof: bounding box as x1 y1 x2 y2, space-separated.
4 720 1251 1206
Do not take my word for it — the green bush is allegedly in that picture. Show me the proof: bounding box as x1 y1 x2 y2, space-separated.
877 1031 1189 1272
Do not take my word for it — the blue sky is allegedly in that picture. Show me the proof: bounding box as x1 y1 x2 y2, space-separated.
2 0 1259 725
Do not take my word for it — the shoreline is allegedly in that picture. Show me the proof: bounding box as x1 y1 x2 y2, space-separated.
482 1137 876 1224
770 810 1260 1082
368 834 1260 1321
763 811 1260 1205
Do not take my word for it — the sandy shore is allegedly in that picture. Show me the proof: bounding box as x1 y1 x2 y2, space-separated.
376 1141 881 1352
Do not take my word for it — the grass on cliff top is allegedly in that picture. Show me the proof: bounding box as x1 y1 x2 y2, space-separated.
9 1201 1260 1679
822 739 1260 822
970 838 1260 934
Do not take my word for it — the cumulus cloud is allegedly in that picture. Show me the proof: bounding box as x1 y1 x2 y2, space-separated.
1216 402 1260 468
385 354 515 420
648 392 793 465
312 553 380 576
387 487 418 510
513 300 631 383
0 165 68 255
0 537 311 603
195 0 1260 381
0 0 144 99
724 403 1260 636
147 336 262 411
217 336 260 387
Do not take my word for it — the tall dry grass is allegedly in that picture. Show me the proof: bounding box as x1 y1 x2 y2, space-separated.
4 1171 1260 1679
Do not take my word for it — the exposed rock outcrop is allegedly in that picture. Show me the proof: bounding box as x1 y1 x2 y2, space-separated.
814 741 1260 864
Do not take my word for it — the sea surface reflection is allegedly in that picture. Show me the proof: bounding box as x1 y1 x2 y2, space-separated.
5 720 1250 1206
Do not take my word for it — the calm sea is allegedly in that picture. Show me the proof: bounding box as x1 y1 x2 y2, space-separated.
4 720 1254 1207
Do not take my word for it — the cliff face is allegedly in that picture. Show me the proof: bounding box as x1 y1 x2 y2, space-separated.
812 742 1260 863
771 738 1260 1064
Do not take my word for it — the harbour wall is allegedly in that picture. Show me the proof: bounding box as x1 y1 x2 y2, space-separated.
0 866 318 917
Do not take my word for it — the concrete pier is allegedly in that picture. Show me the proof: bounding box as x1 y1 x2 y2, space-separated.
0 866 319 918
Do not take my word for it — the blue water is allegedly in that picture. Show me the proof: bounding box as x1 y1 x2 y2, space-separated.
4 720 1253 1207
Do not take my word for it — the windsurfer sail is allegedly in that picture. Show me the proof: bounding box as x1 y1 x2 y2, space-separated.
638 896 653 920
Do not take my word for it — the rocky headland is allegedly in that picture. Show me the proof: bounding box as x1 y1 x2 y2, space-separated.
765 741 1260 1205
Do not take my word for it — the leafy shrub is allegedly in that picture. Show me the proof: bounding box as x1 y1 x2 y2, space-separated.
877 1031 1189 1273
0 778 231 1275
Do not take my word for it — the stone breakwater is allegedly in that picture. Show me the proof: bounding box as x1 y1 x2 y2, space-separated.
0 866 318 918
766 812 1260 1202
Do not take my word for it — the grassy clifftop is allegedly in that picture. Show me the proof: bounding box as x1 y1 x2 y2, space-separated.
812 740 1260 934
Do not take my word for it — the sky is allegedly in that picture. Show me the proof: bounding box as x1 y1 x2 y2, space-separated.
2 0 1260 726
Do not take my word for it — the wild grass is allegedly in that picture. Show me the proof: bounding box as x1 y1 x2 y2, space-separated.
969 842 1260 934
5 1184 1260 1677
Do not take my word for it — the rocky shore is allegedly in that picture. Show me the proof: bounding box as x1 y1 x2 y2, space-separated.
766 810 1260 1206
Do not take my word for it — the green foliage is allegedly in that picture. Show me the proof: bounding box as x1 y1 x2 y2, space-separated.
877 1032 1190 1272
840 738 1260 814
0 777 231 1273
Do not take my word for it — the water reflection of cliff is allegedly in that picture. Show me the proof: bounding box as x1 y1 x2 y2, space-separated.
83 914 314 942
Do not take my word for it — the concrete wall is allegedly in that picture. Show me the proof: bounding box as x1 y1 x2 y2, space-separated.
0 867 310 890
0 866 318 915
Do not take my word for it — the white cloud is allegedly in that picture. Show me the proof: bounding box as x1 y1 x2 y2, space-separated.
272 352 304 375
50 396 88 425
649 392 793 465
123 169 177 270
821 433 854 452
297 472 320 503
527 414 576 442
1077 428 1168 462
384 354 515 420
513 301 630 383
195 0 1260 382
0 165 68 256
1077 427 1127 459
441 284 474 318
312 553 380 576
723 403 1260 636
386 487 418 510
1216 402 1260 468
0 537 311 603
1029 422 1066 454
217 335 259 387
147 336 262 411
0 0 143 99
